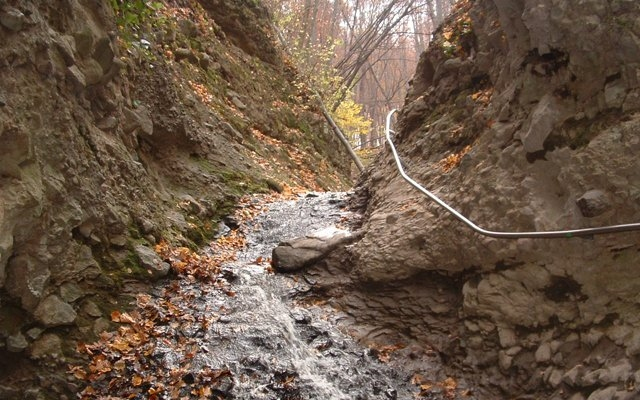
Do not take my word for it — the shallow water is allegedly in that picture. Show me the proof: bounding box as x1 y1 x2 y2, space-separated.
154 192 417 399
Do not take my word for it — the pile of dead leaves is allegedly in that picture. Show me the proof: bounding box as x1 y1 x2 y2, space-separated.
71 291 234 399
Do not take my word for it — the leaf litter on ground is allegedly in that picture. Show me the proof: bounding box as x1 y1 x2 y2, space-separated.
69 192 302 399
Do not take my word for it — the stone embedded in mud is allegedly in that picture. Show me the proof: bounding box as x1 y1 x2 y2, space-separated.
66 65 86 89
134 245 170 280
272 228 353 272
6 255 50 311
123 106 153 136
6 332 28 353
576 190 611 218
29 333 63 359
34 295 77 327
59 282 84 303
0 8 25 32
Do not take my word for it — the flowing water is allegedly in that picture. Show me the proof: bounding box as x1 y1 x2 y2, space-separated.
151 192 417 399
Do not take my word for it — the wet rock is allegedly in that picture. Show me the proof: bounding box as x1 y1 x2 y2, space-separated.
81 58 104 85
604 80 627 108
272 227 353 272
221 121 244 142
7 332 28 352
0 7 26 32
34 295 77 327
67 65 86 89
535 342 552 363
74 29 94 58
29 333 62 359
230 94 247 110
93 317 111 335
55 35 76 66
134 245 170 279
290 309 311 324
92 37 114 73
59 282 84 303
82 300 102 317
586 387 617 400
26 327 43 340
576 190 611 218
6 255 50 311
123 105 153 136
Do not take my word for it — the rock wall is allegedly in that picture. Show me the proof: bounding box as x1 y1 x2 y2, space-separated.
0 0 349 392
321 0 640 398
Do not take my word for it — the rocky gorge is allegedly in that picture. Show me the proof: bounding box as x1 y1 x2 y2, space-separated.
1 0 640 399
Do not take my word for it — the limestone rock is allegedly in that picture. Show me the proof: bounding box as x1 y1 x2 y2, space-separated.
29 333 62 359
82 300 102 317
55 35 76 67
59 282 84 303
67 65 86 89
6 332 28 352
272 227 353 272
576 190 611 218
134 245 170 280
0 7 25 32
535 342 552 363
81 58 104 85
92 36 114 73
123 105 153 136
34 295 77 327
74 29 94 58
586 387 617 400
5 255 50 311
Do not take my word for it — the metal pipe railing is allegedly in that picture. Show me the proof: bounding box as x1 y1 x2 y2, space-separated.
384 109 640 238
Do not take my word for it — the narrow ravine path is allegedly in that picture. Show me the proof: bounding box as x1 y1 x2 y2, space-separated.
73 192 428 399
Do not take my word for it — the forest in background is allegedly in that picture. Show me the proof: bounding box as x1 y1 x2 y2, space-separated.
264 0 457 150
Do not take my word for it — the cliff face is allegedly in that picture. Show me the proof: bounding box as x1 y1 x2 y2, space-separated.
0 0 349 383
335 0 640 397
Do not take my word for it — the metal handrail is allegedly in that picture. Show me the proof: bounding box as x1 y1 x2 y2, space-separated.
384 109 640 238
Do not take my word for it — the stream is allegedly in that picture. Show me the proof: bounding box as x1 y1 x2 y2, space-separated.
152 192 418 399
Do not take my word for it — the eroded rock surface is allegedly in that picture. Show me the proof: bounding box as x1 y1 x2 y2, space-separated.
318 0 640 398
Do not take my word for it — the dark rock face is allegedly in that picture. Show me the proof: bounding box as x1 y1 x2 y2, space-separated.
326 0 640 398
0 0 350 393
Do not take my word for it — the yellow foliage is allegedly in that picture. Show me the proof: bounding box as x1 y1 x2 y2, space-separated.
333 97 372 145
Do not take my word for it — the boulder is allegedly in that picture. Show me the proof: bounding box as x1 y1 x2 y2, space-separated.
272 227 354 272
0 7 25 32
29 333 63 359
134 245 170 279
576 190 611 218
6 332 28 353
34 295 77 327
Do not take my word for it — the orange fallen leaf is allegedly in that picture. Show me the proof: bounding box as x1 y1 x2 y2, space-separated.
132 375 143 387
